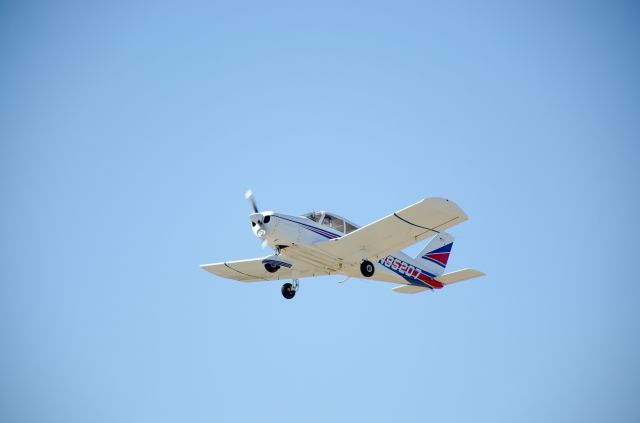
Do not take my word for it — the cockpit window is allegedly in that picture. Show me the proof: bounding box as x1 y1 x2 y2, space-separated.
304 211 358 234
322 214 345 233
304 212 322 223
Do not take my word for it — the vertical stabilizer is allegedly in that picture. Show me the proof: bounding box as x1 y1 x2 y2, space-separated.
415 233 455 277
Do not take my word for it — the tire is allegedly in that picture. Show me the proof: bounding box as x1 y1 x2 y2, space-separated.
360 260 375 277
265 263 280 273
281 283 296 299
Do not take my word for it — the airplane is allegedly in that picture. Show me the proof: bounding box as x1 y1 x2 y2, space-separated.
201 191 484 299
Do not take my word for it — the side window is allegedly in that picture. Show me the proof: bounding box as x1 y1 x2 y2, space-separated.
322 214 344 232
330 216 345 233
345 222 358 234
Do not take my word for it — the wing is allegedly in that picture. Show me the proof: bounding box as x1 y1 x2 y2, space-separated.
200 257 326 282
314 198 468 262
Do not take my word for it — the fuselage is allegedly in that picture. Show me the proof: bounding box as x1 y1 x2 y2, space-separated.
253 211 444 289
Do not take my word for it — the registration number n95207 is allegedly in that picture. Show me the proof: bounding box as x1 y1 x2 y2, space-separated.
379 256 420 279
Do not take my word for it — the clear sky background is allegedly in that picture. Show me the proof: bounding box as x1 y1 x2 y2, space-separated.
2 1 639 422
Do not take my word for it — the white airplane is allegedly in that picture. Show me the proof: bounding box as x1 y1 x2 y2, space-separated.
201 191 484 299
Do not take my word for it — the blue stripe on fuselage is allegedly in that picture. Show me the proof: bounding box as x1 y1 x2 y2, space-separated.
277 216 342 239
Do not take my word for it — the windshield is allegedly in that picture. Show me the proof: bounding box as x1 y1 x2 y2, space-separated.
303 212 322 223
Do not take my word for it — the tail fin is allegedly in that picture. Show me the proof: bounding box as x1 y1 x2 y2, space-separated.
415 233 455 277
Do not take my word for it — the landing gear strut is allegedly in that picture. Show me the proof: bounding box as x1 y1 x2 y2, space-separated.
281 279 299 299
360 260 375 277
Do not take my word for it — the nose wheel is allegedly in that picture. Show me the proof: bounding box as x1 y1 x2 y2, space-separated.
281 279 299 299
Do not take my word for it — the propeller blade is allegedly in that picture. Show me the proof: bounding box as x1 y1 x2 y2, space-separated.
245 189 258 213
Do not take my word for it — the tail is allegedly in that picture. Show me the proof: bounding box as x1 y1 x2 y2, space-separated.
415 232 455 277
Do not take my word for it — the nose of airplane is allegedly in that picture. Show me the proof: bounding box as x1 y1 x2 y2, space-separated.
249 212 263 227
244 190 272 248
249 212 269 238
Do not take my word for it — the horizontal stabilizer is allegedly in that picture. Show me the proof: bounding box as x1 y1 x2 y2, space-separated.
392 285 430 294
435 268 485 285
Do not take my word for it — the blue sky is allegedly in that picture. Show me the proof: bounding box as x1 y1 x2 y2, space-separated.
2 1 639 422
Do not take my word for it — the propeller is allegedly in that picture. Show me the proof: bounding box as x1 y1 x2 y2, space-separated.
245 189 269 249
245 189 258 213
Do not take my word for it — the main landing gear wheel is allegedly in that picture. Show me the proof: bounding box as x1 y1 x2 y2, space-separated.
360 260 375 278
281 279 299 299
264 263 280 273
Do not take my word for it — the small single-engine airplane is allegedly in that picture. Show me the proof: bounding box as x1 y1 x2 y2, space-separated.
201 191 484 299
